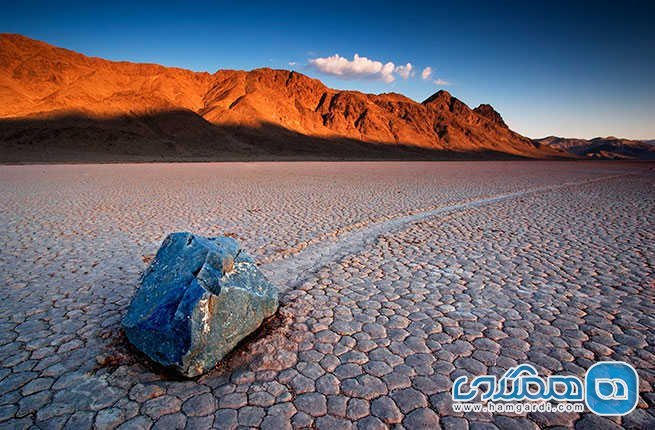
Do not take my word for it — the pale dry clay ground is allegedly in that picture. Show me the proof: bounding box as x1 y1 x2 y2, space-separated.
0 161 654 430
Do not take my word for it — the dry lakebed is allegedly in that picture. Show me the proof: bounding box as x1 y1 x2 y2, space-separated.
0 161 654 429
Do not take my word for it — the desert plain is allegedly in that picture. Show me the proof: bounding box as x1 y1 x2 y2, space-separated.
0 161 654 429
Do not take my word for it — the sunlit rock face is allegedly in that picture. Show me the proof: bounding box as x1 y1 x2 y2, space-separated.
122 232 279 377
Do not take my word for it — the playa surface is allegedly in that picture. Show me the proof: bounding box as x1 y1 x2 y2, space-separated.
0 161 654 429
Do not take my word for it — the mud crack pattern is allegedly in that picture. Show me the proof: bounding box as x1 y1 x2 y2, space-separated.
0 162 653 429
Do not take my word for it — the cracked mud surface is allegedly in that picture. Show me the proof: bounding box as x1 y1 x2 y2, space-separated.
1 161 654 429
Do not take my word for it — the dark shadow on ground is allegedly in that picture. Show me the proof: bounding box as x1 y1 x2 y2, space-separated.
0 110 559 163
94 302 296 382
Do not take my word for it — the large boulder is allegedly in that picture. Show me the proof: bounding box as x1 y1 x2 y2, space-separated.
122 232 279 377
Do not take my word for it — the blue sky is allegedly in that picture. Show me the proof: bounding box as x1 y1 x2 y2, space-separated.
2 0 654 139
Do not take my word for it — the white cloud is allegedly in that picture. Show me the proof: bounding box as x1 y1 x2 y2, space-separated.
421 66 433 80
308 55 448 86
288 61 297 66
395 63 413 80
308 53 397 83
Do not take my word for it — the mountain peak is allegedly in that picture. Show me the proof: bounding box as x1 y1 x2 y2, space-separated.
473 104 507 127
421 90 453 105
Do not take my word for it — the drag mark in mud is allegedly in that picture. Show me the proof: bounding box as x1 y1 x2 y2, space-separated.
260 174 632 292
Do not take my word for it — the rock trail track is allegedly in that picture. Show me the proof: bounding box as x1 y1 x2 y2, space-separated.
262 173 632 292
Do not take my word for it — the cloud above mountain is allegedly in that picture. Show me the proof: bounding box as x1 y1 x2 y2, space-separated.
421 66 432 80
308 53 396 83
308 54 414 83
308 54 446 87
395 63 414 79
421 67 449 85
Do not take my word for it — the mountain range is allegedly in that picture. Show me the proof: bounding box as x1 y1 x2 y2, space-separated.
0 34 649 162
533 136 655 160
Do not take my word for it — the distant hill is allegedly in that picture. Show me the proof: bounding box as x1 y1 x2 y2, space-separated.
0 34 566 162
534 136 655 160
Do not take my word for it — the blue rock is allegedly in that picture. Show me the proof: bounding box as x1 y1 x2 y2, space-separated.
122 232 279 377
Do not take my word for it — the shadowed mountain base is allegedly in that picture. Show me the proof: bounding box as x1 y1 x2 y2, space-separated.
0 111 557 163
